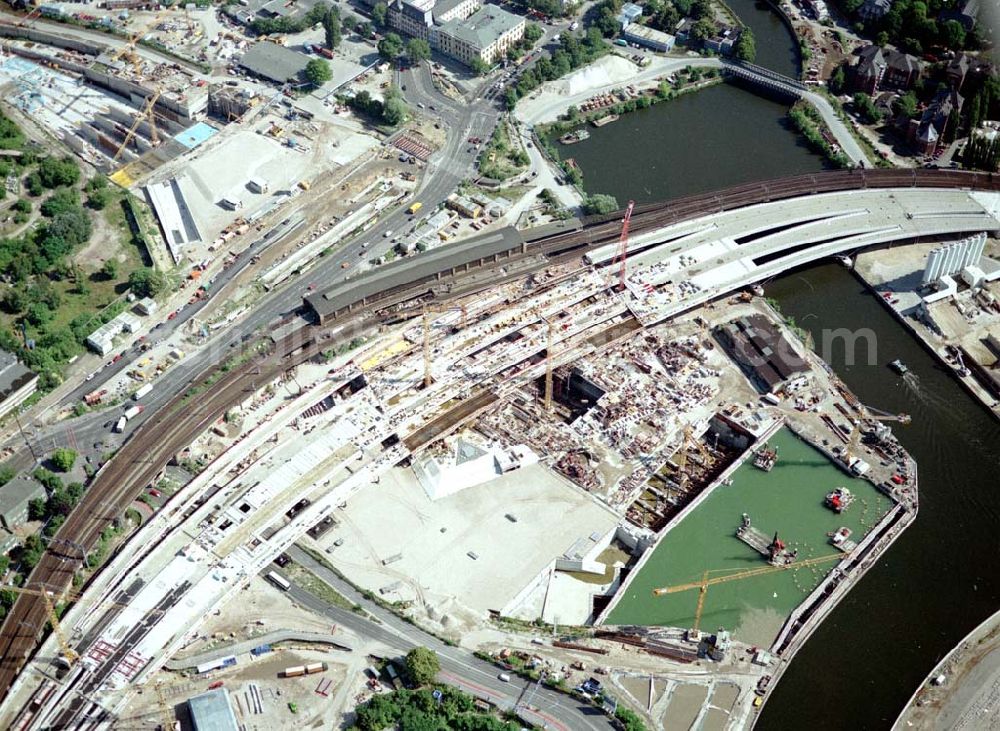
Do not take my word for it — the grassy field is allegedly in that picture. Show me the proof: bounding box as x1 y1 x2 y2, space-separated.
605 428 892 646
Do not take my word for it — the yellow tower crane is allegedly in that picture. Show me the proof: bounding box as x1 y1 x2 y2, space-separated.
652 552 848 631
3 584 81 666
110 12 168 70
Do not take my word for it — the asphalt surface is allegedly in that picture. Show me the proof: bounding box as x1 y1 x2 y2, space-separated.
284 546 614 731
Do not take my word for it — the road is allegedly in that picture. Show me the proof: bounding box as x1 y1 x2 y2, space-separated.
2 64 501 473
284 546 613 731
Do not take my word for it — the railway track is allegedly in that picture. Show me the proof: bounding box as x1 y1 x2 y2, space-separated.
0 320 365 704
1 168 998 706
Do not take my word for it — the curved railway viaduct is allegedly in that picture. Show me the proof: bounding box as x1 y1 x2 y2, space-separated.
1 168 999 706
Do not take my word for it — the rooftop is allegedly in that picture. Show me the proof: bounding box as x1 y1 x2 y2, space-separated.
238 41 310 84
0 351 36 405
306 226 524 319
188 688 239 731
437 5 523 49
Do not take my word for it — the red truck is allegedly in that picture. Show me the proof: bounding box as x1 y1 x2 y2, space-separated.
312 44 333 59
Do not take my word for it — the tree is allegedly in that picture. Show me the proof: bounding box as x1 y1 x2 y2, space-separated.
371 1 388 27
690 18 716 42
1 288 26 314
524 23 544 44
51 448 77 472
471 58 490 76
941 19 966 49
86 187 110 210
342 15 358 32
852 92 881 124
406 38 431 64
28 498 47 521
893 90 919 119
323 8 341 49
829 64 847 94
383 96 407 126
128 268 168 298
33 467 63 492
615 706 647 731
40 187 79 218
357 21 373 38
304 58 332 87
582 193 619 215
404 647 440 686
504 87 518 111
37 157 80 189
101 258 118 280
735 27 756 63
377 32 405 62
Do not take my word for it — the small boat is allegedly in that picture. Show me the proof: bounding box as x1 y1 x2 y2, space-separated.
835 255 853 268
888 359 908 375
829 526 857 552
825 486 854 513
751 284 764 297
591 113 620 127
752 445 778 472
558 129 590 145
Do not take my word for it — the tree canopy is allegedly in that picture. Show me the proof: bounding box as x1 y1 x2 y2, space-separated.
404 647 440 686
582 193 619 215
129 268 168 298
304 58 333 86
50 448 77 472
735 27 756 62
378 32 405 61
407 38 431 63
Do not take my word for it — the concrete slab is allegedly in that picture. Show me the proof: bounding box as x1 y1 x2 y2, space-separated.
326 462 619 616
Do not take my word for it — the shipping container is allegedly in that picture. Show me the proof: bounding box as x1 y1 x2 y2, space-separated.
250 644 272 657
114 416 127 433
303 662 328 675
133 384 153 400
282 665 306 678
197 655 237 674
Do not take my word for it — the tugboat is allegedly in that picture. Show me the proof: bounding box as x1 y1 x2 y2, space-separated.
825 486 854 513
558 129 591 145
888 359 909 375
752 444 778 472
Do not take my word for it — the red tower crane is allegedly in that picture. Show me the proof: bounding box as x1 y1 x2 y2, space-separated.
612 200 636 290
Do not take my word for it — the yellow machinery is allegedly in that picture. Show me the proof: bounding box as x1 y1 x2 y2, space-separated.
111 12 167 70
652 552 848 631
113 89 161 161
3 585 81 666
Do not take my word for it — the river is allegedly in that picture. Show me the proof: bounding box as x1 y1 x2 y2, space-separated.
549 0 821 204
759 265 1000 729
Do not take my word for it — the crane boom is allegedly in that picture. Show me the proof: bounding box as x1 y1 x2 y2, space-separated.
653 552 847 596
612 200 636 290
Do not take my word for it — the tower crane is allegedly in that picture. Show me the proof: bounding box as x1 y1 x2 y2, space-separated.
672 425 712 488
112 89 161 161
110 12 167 70
609 200 635 290
651 552 848 631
